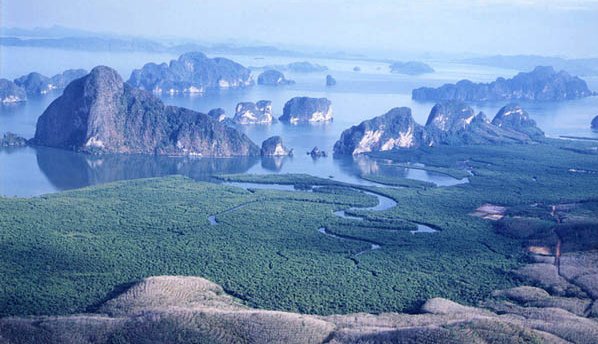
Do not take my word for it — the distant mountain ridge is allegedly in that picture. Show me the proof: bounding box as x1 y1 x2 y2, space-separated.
389 61 435 75
460 54 598 76
412 66 594 102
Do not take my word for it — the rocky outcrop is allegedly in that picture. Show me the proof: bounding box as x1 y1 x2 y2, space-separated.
207 108 236 128
309 146 327 158
0 132 27 147
279 97 332 123
333 107 427 155
233 100 273 124
390 61 434 75
32 66 259 156
425 102 543 145
0 78 27 103
14 69 87 95
592 115 598 130
334 102 545 155
413 66 594 102
127 52 252 94
491 104 545 139
257 69 294 86
261 136 293 156
207 108 227 122
325 75 336 86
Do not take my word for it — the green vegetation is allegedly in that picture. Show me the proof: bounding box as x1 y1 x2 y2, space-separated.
369 161 471 179
358 174 436 189
1 140 597 318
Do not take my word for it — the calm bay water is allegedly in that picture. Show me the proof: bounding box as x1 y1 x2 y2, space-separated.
1 47 597 196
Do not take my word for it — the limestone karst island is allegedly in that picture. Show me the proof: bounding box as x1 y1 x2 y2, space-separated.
1 1 597 343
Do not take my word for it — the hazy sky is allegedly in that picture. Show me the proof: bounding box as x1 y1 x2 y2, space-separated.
2 0 598 57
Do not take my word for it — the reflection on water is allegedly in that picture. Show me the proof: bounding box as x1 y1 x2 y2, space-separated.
0 145 468 197
260 156 290 172
0 146 257 196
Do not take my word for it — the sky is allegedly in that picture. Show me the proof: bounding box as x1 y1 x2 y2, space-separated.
2 0 598 58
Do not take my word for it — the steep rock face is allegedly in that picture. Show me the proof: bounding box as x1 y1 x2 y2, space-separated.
279 97 332 123
491 104 545 139
425 103 539 145
412 66 594 102
207 108 227 122
32 66 259 156
14 69 88 95
390 61 434 75
207 108 237 128
127 52 252 94
257 70 294 86
233 100 273 124
422 101 532 145
334 103 546 155
326 75 336 86
333 107 427 155
425 101 479 145
261 136 293 156
592 115 598 130
0 79 27 103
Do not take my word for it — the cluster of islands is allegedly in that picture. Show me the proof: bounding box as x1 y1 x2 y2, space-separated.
1 50 598 343
2 51 597 157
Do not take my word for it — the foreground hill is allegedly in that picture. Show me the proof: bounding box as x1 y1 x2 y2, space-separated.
32 66 259 156
412 66 594 102
1 270 596 343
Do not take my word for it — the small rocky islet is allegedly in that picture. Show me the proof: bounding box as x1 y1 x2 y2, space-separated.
0 132 28 147
260 136 293 156
325 74 336 86
279 96 333 123
256 69 295 86
233 100 274 124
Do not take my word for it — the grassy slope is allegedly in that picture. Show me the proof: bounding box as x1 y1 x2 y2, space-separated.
1 140 597 317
